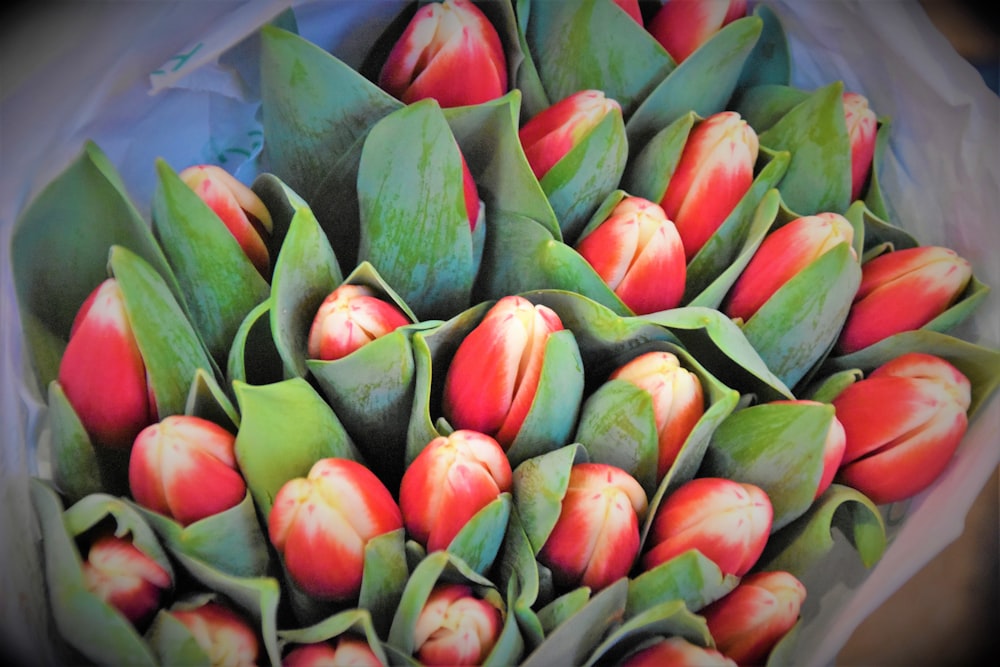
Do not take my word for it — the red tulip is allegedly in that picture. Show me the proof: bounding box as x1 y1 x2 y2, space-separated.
659 111 759 261
307 284 411 361
170 601 260 667
609 351 705 480
613 0 643 24
702 571 806 666
836 246 972 354
268 458 403 601
129 415 246 527
400 430 512 552
283 637 382 667
378 0 507 108
642 477 772 577
519 89 622 181
178 164 273 276
442 295 564 449
620 636 736 667
722 212 855 322
648 0 748 63
537 463 648 591
833 352 971 504
842 91 878 201
81 533 171 627
575 196 687 314
412 583 504 666
57 278 155 449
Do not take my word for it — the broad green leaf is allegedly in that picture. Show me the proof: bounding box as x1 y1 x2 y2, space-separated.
622 112 696 206
734 3 791 94
151 159 270 364
47 381 115 502
585 599 711 667
447 494 512 575
512 443 589 554
536 587 591 636
146 609 211 667
277 608 390 666
512 0 551 118
731 84 809 134
233 378 361 516
863 116 895 221
359 528 410 639
227 299 285 386
850 197 917 254
626 550 738 618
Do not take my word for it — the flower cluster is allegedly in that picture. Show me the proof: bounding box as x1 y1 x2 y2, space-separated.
11 1 998 666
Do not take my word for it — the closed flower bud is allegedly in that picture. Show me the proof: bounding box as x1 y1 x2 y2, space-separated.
609 351 705 480
519 89 622 181
702 571 806 666
620 636 736 667
836 246 972 354
642 477 772 577
170 601 260 667
400 430 512 552
307 284 411 361
537 463 648 591
413 583 503 666
268 458 403 601
833 352 971 504
378 0 507 108
842 91 878 201
283 637 382 667
723 212 855 322
81 533 171 628
58 278 155 449
442 295 565 449
660 111 758 261
648 0 748 63
178 164 273 276
128 416 246 527
575 197 687 314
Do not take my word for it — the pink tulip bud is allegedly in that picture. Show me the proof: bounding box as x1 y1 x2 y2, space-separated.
833 352 971 504
170 601 260 667
81 533 171 628
642 477 772 577
613 0 644 24
268 458 403 601
702 571 806 666
378 0 507 108
412 583 503 666
620 636 737 667
442 295 565 449
609 351 705 480
722 212 855 322
400 430 513 552
648 0 748 63
537 463 648 591
58 279 154 449
575 197 687 314
842 91 878 201
307 284 411 361
283 637 382 667
836 246 972 354
519 89 623 181
659 111 759 261
128 415 246 527
178 164 273 276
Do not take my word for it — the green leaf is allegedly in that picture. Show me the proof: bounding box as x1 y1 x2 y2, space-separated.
734 3 791 94
47 381 114 502
536 587 591 635
849 197 918 254
585 599 712 667
447 494 512 575
512 0 551 118
863 116 895 221
184 368 240 433
359 528 410 639
512 443 589 555
622 111 696 206
227 299 285 386
732 84 809 135
626 550 738 618
494 509 545 648
146 609 211 667
277 608 390 666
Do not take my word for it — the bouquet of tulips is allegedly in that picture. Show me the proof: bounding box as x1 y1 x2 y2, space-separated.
7 1 1000 666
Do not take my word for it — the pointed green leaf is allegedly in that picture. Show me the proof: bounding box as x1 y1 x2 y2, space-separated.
512 443 589 554
277 608 391 666
732 84 809 135
850 197 917 254
146 608 211 667
47 381 115 502
227 299 285 386
585 599 711 667
626 550 738 618
447 494 512 575
359 528 409 639
536 587 591 636
734 3 791 94
512 0 551 118
184 368 240 433
622 111 696 205
863 116 895 221
495 508 545 648
802 368 864 404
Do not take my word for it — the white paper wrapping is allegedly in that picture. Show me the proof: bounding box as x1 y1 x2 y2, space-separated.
1 1 997 665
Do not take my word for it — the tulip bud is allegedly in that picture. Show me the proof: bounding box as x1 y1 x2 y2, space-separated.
307 284 411 361
609 351 705 480
659 111 759 261
836 246 973 354
613 0 643 24
58 278 154 449
648 0 748 63
378 0 507 108
537 463 648 591
283 637 382 667
833 352 971 504
178 164 273 276
702 571 806 666
642 477 771 577
81 533 171 628
519 89 623 182
842 91 877 201
268 458 403 601
412 583 504 666
442 295 565 449
170 601 260 667
400 430 513 552
129 415 246 527
620 636 737 667
575 197 687 314
722 212 855 322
